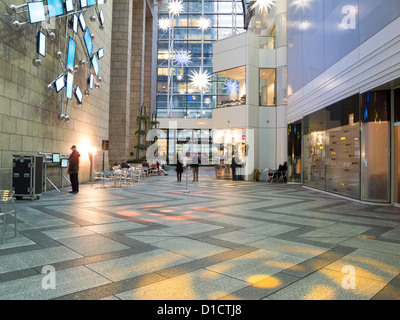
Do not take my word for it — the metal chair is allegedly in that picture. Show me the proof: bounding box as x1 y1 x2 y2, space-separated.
266 169 278 183
100 171 114 188
278 170 288 183
120 169 133 188
0 190 17 245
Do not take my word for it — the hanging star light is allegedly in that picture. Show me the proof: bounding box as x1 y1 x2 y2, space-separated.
189 69 212 92
168 0 184 16
158 17 171 31
250 0 277 14
204 97 211 105
224 79 239 95
174 50 191 67
289 0 312 12
177 74 183 81
197 17 211 31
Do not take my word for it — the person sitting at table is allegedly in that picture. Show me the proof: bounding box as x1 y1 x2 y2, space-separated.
156 159 168 176
121 159 131 169
278 162 288 182
142 160 150 175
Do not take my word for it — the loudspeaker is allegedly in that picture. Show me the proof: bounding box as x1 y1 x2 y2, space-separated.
102 140 109 151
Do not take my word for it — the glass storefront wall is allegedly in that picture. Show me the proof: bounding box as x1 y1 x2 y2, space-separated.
303 109 326 190
326 95 360 199
287 121 301 182
394 88 400 204
361 91 391 202
301 92 393 203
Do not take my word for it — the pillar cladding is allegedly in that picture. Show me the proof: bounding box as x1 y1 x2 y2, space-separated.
108 0 134 164
109 0 155 163
129 0 146 159
275 0 288 166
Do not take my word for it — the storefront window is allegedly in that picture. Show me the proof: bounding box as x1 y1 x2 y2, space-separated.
303 110 326 190
325 95 360 199
287 122 301 182
215 66 246 107
260 69 276 106
361 91 391 202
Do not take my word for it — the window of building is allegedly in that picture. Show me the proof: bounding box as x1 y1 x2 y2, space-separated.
156 1 245 119
259 69 276 106
215 66 246 107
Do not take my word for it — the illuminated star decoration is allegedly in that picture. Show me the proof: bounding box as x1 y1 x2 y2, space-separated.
174 50 191 67
177 74 183 81
189 69 212 92
204 97 211 105
197 17 210 31
250 0 277 14
168 0 184 16
289 0 312 12
224 79 239 95
158 17 171 31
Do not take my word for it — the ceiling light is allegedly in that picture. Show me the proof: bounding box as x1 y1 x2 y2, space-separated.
158 17 171 31
168 0 184 16
197 17 210 31
250 0 277 14
174 50 191 67
189 69 212 93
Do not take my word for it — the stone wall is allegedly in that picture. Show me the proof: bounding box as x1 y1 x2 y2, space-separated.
0 0 113 190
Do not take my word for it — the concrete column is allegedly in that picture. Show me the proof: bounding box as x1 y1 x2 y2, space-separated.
275 0 288 166
108 0 134 163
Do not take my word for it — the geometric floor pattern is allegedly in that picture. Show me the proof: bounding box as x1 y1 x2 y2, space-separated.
1 168 400 300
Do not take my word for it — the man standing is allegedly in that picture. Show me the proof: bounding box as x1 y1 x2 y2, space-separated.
68 145 81 194
191 153 201 182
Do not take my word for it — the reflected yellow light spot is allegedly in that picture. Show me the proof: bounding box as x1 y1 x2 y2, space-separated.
264 261 296 269
247 275 281 288
200 270 220 279
207 264 233 274
212 293 243 300
160 209 174 213
302 285 336 300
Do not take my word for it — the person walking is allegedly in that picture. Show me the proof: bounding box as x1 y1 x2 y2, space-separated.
68 145 81 194
176 153 184 182
191 153 201 182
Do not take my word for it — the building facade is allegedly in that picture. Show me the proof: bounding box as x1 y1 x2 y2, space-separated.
286 0 400 205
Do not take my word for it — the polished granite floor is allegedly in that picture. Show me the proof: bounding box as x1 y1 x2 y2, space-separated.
1 168 400 300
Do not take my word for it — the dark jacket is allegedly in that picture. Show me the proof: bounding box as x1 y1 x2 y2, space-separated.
279 164 287 172
231 156 239 168
191 156 201 168
121 162 130 169
68 151 80 174
176 159 184 173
